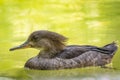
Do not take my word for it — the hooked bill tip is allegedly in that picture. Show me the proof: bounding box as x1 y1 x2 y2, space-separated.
9 48 15 51
9 46 22 51
9 41 31 51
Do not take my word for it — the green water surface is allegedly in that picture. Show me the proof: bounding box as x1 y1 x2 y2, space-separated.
0 0 120 80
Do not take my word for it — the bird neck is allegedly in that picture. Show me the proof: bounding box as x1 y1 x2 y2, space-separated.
38 43 65 58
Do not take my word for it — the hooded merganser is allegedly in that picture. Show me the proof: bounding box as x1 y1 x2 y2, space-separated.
9 30 118 70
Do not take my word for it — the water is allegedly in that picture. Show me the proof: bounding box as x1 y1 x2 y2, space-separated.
0 0 120 80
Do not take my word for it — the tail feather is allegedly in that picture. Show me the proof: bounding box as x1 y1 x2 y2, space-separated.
102 41 118 55
91 41 118 55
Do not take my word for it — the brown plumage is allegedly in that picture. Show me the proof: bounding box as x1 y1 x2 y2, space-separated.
9 30 118 70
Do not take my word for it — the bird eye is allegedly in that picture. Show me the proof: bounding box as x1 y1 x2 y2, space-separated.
31 35 39 42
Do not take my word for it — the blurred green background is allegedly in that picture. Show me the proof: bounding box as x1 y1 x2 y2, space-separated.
0 0 120 80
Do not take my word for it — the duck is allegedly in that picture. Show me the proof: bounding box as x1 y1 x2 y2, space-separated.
9 30 118 70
